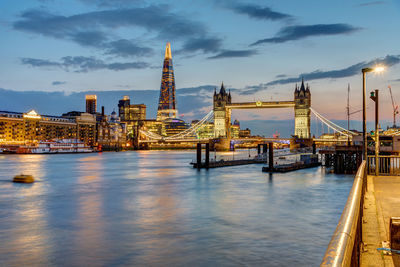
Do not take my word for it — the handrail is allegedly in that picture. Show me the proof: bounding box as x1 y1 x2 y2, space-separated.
367 155 400 175
321 161 366 267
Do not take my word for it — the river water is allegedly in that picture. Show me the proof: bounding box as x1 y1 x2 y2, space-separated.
0 150 353 266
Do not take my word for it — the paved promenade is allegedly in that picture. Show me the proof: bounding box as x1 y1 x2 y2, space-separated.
361 175 400 267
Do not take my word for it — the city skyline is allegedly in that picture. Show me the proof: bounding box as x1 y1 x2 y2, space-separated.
1 0 400 123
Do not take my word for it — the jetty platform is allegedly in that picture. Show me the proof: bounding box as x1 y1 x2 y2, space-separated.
192 159 265 169
262 161 321 173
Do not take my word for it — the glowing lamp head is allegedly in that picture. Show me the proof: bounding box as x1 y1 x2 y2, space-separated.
362 65 385 74
373 66 385 73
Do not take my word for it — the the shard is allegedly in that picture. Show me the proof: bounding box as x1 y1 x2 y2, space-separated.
157 42 177 121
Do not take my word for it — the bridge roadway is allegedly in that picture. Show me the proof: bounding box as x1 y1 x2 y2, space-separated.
139 137 346 144
226 101 295 109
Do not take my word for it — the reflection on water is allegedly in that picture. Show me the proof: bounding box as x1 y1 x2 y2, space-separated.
0 154 51 266
0 151 353 266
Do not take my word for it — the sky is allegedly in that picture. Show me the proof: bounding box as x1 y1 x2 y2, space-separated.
1 0 400 129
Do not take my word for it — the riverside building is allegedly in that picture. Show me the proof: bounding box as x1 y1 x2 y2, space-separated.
0 110 77 145
118 95 146 146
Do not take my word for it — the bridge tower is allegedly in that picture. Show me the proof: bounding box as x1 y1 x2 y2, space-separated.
213 83 232 138
294 79 311 139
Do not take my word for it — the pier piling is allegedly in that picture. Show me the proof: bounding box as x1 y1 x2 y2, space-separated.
269 142 274 170
205 143 210 169
196 143 201 170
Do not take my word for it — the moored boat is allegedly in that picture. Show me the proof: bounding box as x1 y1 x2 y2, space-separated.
13 174 35 183
16 139 94 154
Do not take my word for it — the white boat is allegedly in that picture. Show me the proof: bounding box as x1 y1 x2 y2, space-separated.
30 139 93 154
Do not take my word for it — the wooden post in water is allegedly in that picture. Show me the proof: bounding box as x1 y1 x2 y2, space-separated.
263 144 268 163
257 144 261 155
269 142 274 170
197 143 202 169
205 143 210 169
263 144 268 154
312 142 316 154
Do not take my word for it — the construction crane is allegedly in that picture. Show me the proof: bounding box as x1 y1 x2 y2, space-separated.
388 85 399 128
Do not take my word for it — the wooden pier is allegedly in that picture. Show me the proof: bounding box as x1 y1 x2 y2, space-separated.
193 142 270 169
262 161 321 173
319 145 362 174
192 158 264 169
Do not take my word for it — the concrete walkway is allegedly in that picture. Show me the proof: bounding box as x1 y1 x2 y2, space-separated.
361 175 400 267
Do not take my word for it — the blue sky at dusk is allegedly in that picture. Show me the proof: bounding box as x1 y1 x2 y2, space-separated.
1 0 400 127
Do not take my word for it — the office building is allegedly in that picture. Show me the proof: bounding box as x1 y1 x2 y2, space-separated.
157 43 177 121
86 94 97 114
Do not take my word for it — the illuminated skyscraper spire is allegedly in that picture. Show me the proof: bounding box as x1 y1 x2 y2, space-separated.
157 42 177 121
165 42 172 59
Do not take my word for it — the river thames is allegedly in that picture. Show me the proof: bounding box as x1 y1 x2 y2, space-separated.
0 150 353 266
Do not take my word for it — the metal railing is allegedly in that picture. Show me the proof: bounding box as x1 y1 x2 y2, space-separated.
321 161 366 267
367 155 400 175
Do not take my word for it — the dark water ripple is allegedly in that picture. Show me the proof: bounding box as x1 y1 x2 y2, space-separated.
0 151 353 266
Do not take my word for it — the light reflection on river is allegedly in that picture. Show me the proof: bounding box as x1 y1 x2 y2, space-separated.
0 150 353 266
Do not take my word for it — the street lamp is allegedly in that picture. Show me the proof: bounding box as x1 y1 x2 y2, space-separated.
362 66 385 162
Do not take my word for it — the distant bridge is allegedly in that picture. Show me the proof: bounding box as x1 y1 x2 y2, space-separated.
138 81 359 145
138 108 358 144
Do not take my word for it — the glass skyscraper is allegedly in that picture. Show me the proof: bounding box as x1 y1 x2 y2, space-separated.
156 43 177 121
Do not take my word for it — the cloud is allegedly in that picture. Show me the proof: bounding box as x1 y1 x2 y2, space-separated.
105 39 153 57
14 7 204 39
21 58 61 67
21 56 150 72
358 1 386 7
238 84 268 95
251 23 360 45
228 3 292 21
78 0 144 7
13 6 220 57
207 49 258 59
70 31 108 47
179 37 222 54
107 62 149 71
238 54 400 94
52 81 66 86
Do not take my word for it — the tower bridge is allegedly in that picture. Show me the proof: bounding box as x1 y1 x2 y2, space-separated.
138 77 358 148
213 79 311 140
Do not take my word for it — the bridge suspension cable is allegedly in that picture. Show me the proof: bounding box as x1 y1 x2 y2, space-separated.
165 110 214 140
139 129 163 140
139 110 214 141
310 107 359 137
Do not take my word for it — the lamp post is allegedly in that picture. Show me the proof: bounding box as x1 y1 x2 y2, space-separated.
362 66 385 162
